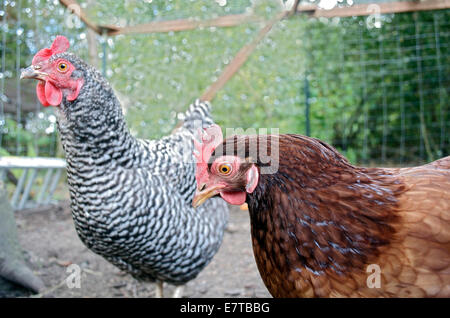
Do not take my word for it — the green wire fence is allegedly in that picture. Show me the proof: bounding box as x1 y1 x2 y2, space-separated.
0 0 449 167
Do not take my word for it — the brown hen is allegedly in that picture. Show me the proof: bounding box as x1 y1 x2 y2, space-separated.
193 127 450 297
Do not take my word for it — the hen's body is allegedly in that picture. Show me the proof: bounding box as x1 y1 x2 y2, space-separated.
214 134 450 297
54 53 228 285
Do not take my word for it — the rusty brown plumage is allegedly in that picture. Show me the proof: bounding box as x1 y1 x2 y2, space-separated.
210 134 450 297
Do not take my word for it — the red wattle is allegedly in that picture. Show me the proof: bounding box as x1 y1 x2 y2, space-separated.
36 82 50 107
44 81 63 106
220 191 246 206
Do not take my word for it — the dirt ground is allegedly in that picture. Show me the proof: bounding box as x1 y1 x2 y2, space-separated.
1 202 271 298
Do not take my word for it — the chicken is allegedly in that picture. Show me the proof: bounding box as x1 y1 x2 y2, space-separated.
21 36 228 297
192 125 450 297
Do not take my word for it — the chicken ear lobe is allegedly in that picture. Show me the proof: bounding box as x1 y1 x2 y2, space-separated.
67 78 84 101
245 164 259 193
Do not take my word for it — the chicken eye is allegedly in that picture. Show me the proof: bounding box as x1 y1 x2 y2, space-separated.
57 62 68 73
218 163 232 176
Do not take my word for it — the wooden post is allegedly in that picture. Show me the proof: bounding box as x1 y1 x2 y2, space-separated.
200 11 288 102
85 0 99 68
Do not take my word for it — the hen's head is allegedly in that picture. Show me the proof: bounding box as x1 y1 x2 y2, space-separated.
192 125 259 207
21 35 84 107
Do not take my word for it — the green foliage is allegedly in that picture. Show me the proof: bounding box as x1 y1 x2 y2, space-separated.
104 0 284 138
2 118 34 156
0 1 448 165
0 146 10 156
83 0 256 25
297 11 450 164
0 112 58 157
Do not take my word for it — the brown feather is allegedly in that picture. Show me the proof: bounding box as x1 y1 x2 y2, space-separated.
215 134 450 297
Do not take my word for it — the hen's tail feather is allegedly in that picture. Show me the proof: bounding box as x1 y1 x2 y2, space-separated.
181 99 214 132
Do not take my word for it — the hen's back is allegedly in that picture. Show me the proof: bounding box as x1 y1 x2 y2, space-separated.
381 156 450 297
71 100 228 286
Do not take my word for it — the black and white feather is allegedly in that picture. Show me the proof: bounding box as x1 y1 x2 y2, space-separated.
52 52 228 285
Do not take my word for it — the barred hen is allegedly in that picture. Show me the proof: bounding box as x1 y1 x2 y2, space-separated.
21 36 228 297
193 125 450 297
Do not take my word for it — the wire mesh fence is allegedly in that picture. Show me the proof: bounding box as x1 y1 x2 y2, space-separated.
0 0 449 166
0 0 87 158
300 10 449 164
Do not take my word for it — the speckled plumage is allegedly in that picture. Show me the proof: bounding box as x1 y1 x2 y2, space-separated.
51 52 228 285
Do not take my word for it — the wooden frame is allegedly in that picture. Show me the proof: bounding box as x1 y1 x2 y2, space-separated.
297 0 450 18
59 0 450 36
57 0 450 102
105 14 262 36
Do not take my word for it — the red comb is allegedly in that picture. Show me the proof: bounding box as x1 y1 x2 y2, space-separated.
32 35 70 65
194 124 223 184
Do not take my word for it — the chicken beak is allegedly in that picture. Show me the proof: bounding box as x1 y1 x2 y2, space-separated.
192 184 225 208
20 65 48 81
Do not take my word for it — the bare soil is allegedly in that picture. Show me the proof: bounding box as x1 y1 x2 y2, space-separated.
2 202 271 298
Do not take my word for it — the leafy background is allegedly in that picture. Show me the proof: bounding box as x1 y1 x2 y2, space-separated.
1 0 449 165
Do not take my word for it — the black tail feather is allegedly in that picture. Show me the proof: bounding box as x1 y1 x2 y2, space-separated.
181 99 214 132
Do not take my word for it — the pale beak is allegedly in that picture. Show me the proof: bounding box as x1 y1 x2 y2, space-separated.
20 65 48 81
192 184 225 208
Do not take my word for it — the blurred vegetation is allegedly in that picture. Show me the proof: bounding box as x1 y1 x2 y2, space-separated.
0 0 449 165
